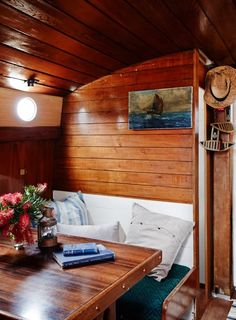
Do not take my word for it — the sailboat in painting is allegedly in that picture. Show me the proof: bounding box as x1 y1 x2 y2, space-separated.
147 94 163 115
128 86 192 130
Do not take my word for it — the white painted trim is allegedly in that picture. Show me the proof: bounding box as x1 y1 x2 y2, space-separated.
198 88 206 284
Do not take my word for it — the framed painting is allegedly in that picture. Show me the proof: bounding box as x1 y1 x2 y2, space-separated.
128 86 192 129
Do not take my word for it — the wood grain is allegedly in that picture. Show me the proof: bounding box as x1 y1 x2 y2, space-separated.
213 150 233 296
54 169 192 188
55 146 192 161
53 180 192 203
0 0 234 96
200 297 232 320
0 127 60 142
0 25 109 77
59 135 192 148
0 126 58 197
54 51 204 204
0 87 62 127
162 267 198 320
55 158 192 175
0 233 162 320
162 0 233 65
0 2 124 71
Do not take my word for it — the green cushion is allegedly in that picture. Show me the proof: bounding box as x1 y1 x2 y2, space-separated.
116 264 190 320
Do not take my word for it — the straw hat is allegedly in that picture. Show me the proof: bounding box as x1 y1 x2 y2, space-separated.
204 66 236 108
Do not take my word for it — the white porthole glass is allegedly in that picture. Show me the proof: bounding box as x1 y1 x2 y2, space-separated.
16 97 37 121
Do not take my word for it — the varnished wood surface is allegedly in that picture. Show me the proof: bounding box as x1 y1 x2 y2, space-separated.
212 109 233 297
0 234 161 320
213 149 233 296
0 125 59 197
0 127 60 142
162 267 197 320
200 297 232 320
0 88 62 127
54 50 205 204
0 0 235 95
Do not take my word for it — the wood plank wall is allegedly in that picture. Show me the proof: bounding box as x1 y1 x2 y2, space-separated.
0 87 62 127
54 50 206 204
0 127 60 198
0 88 62 197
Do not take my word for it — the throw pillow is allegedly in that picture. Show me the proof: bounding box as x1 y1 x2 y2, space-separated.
50 192 89 225
57 222 119 242
125 203 193 281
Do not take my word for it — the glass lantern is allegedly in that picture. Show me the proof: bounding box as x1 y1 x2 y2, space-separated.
38 206 57 248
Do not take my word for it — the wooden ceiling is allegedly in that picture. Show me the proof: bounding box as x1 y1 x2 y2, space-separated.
0 0 236 96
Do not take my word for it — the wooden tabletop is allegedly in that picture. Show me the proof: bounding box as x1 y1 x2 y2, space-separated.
0 234 161 320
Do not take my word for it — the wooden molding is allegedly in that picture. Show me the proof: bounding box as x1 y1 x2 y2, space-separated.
0 126 61 142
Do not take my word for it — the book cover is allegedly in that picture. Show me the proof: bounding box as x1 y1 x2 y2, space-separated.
53 244 115 269
63 242 99 256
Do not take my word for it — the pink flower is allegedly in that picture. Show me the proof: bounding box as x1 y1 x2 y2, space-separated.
2 224 10 237
0 208 14 227
0 194 11 207
11 224 24 244
12 192 23 205
0 192 23 207
0 183 47 245
19 213 30 231
22 201 31 212
11 220 34 244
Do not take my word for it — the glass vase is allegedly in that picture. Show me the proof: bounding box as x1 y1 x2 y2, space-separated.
13 242 24 250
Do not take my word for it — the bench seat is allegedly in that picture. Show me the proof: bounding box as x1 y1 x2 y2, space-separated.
116 264 190 320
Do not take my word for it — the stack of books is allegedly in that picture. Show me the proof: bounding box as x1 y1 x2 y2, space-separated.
53 242 115 269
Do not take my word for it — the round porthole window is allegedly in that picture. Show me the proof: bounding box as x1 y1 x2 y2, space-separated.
16 97 37 121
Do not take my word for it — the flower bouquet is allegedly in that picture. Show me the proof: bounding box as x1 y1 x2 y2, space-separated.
0 183 48 245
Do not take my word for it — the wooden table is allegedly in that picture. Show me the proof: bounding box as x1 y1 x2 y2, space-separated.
0 234 161 320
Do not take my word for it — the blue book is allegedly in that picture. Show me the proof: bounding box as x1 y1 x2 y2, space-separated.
53 244 115 269
63 243 99 256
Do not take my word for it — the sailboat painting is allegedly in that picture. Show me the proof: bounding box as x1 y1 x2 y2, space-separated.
128 86 192 129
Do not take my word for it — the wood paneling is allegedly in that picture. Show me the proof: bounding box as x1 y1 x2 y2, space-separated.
54 50 205 203
59 135 192 148
0 140 55 198
0 127 60 142
0 88 62 127
55 146 192 161
0 142 23 194
213 150 233 296
0 0 235 95
0 126 59 197
211 109 233 297
200 297 232 320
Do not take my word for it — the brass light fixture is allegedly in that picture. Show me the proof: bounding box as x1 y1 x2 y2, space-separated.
24 78 39 87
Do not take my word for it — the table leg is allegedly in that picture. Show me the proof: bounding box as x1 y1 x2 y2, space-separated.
94 313 104 320
104 302 116 320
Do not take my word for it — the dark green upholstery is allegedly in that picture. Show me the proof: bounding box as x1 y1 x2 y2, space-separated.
116 264 190 320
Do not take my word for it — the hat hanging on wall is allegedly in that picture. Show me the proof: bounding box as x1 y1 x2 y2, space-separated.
204 65 236 108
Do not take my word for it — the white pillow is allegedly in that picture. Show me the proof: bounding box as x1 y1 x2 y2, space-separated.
50 192 89 225
125 203 193 281
57 222 119 242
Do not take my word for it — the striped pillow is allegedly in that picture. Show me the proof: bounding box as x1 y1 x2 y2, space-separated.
51 192 89 225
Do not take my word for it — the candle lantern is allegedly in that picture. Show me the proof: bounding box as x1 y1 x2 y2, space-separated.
38 206 57 248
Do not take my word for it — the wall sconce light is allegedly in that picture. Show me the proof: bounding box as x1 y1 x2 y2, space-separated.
24 78 39 87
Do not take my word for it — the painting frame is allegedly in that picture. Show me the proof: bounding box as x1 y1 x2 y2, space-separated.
128 86 192 130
